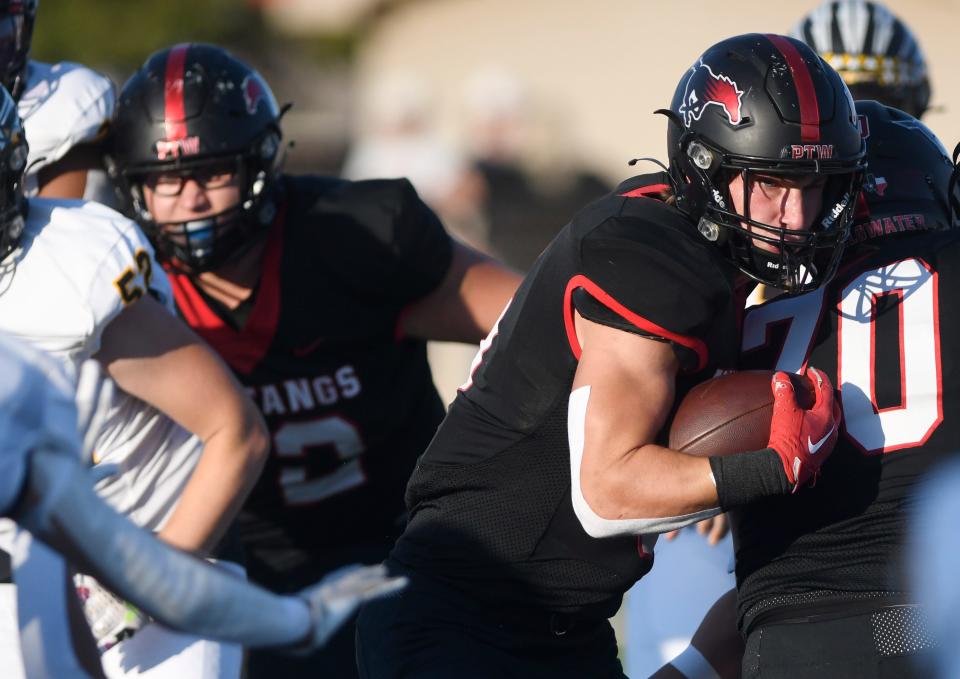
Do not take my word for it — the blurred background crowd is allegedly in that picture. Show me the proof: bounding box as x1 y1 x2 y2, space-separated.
42 0 960 261
50 0 957 408
33 0 960 675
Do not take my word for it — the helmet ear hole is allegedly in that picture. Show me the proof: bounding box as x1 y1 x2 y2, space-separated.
259 132 280 161
103 155 119 180
697 217 723 243
687 142 715 171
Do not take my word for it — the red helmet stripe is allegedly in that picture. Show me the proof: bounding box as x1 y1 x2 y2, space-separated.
163 43 190 141
766 34 820 143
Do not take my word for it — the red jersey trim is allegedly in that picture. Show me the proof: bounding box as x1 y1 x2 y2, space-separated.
563 274 709 372
619 183 670 199
169 205 287 374
766 34 821 143
163 44 190 141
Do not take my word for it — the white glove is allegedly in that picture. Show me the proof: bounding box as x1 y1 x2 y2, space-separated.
295 564 406 651
75 573 149 653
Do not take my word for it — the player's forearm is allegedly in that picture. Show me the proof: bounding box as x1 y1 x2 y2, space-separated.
158 424 268 554
579 441 791 535
604 443 722 518
402 244 520 343
579 441 723 531
456 258 521 341
569 354 723 532
571 384 722 537
18 448 312 648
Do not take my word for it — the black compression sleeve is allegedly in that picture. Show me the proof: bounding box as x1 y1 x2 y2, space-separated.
709 449 792 511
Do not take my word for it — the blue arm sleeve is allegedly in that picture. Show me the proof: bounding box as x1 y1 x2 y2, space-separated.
16 448 312 649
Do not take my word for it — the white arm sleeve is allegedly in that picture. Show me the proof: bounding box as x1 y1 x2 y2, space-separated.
16 448 312 649
568 385 720 538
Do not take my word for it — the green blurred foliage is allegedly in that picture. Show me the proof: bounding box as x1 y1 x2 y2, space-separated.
286 31 359 63
30 0 267 72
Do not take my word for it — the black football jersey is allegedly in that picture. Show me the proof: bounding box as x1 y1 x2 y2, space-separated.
735 226 960 628
391 173 742 618
168 175 453 589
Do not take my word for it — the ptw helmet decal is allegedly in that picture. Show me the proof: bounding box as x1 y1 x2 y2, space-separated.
679 60 745 128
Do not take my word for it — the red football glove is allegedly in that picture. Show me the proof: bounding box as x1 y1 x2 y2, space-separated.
767 367 841 490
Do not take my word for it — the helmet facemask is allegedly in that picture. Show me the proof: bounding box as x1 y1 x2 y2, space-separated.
116 129 283 273
0 88 28 263
675 132 863 294
0 1 36 101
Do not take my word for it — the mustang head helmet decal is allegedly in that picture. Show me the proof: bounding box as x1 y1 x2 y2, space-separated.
679 60 745 128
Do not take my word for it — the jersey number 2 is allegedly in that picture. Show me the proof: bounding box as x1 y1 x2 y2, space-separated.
742 258 942 454
274 416 366 505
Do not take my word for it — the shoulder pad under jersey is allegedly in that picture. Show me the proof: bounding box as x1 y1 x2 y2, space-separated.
19 61 115 188
0 199 172 362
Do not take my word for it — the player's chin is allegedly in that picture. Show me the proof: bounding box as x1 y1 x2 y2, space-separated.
751 236 806 255
750 239 782 255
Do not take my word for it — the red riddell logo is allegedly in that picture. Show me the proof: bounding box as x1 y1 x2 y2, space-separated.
242 75 265 115
156 136 200 160
679 60 744 128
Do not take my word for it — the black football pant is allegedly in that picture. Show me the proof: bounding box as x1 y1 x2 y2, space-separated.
742 604 936 678
355 567 626 679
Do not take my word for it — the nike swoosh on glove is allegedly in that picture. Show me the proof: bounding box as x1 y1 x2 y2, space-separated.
767 367 841 490
293 564 407 653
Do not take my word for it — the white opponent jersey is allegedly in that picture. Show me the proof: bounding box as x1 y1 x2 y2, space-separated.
18 60 115 201
0 198 201 531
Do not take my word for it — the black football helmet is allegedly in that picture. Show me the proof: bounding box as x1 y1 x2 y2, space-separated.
0 84 26 262
664 33 865 294
0 0 36 101
853 101 957 237
106 43 284 272
792 0 930 118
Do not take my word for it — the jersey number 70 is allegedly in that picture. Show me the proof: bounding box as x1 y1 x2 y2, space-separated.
742 257 942 454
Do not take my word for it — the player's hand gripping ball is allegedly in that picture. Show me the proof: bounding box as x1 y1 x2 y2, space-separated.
670 368 840 488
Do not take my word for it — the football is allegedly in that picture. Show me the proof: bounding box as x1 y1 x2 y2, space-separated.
669 370 816 457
